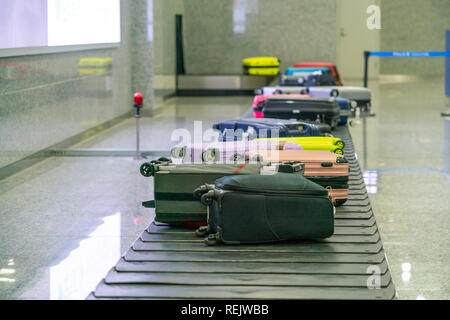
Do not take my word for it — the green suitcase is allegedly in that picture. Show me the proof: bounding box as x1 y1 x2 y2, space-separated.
140 159 305 226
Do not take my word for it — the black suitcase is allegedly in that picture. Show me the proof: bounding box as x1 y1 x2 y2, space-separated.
262 96 341 128
279 75 307 86
305 74 337 86
195 173 334 245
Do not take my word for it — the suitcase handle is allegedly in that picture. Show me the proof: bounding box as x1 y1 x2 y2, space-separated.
193 184 210 199
250 154 264 162
200 190 216 206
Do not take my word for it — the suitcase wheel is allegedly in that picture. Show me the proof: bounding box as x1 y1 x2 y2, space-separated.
140 162 155 177
200 192 214 206
205 234 218 246
335 141 345 149
195 226 210 237
335 199 347 207
336 156 348 164
334 149 343 155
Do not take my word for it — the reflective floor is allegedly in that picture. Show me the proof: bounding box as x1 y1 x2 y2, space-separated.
0 76 448 299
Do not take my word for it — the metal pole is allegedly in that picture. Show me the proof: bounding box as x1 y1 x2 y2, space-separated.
363 51 370 88
362 117 367 171
133 93 143 160
362 51 370 170
135 112 141 160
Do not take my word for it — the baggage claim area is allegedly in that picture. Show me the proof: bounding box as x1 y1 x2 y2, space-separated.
0 0 449 305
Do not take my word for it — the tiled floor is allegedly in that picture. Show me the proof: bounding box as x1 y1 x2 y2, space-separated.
0 76 448 299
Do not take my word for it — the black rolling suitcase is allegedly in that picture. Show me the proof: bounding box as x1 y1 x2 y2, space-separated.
262 96 341 128
195 173 334 245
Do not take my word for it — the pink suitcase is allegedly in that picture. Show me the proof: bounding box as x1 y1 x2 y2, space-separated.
171 140 303 164
248 149 349 206
252 93 310 118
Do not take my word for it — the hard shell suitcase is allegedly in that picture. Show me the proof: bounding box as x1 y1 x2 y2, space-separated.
252 93 310 118
279 75 308 86
334 97 356 125
139 159 305 226
251 94 352 125
195 173 335 245
254 136 344 155
304 86 371 109
293 62 343 85
212 118 322 141
242 57 280 76
170 140 302 164
279 74 337 87
285 67 331 76
256 86 367 121
256 86 309 96
304 73 337 86
78 57 113 75
247 149 349 206
261 95 341 129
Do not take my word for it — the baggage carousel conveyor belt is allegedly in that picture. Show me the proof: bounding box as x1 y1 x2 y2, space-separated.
87 121 396 300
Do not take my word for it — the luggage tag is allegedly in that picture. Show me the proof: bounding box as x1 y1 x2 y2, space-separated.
260 165 278 175
326 186 337 215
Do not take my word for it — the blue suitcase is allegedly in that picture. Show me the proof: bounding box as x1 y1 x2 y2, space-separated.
212 118 323 141
334 97 356 125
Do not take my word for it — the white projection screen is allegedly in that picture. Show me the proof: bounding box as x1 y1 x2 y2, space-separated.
0 0 121 49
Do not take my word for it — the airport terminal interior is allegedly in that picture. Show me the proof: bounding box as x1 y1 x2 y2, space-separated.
0 0 449 300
